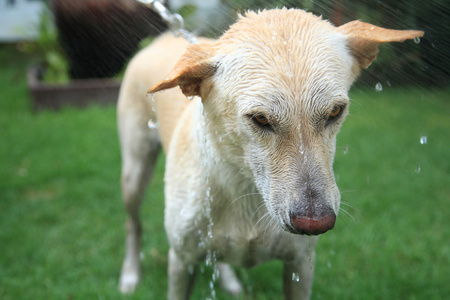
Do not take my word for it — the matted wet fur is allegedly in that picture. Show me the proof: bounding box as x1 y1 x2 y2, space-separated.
117 8 423 299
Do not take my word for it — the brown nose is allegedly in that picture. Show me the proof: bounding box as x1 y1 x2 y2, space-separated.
290 213 336 235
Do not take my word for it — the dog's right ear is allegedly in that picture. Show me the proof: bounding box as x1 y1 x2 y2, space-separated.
147 43 217 97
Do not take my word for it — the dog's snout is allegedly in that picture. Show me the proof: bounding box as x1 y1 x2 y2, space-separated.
285 171 338 235
290 213 336 235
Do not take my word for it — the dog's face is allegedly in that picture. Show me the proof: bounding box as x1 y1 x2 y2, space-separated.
149 9 423 235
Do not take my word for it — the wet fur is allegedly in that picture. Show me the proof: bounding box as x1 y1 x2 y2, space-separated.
117 8 423 299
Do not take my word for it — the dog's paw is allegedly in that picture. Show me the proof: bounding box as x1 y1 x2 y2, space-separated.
222 280 243 298
119 271 139 294
218 263 243 297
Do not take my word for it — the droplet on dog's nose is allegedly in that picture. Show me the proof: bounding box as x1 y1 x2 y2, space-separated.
375 82 383 92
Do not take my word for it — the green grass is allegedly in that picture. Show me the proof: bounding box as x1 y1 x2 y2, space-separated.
0 46 449 299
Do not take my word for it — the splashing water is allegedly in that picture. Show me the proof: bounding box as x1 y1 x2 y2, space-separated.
420 136 428 144
292 272 300 282
375 82 383 92
414 37 421 44
307 237 314 270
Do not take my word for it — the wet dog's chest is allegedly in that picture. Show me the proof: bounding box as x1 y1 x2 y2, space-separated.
210 217 300 268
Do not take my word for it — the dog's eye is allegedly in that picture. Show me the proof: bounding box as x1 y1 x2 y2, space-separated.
330 106 341 118
249 113 272 130
326 104 345 125
254 114 269 125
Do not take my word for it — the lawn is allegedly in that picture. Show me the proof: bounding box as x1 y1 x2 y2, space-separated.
0 45 449 299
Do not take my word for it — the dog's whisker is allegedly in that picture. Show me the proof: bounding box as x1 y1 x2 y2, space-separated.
336 216 352 233
252 211 271 234
339 207 357 224
233 163 251 181
225 193 261 212
340 200 359 211
250 202 268 221
262 215 278 242
340 201 360 221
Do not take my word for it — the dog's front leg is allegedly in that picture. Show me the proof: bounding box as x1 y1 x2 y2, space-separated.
168 248 196 300
282 249 316 300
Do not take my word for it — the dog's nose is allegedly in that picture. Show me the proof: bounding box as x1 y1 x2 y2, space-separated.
290 213 336 235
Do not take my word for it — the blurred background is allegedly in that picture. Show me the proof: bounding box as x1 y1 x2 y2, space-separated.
0 0 448 299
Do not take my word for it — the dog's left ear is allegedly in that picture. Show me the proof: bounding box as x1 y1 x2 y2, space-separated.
147 43 217 97
337 20 424 69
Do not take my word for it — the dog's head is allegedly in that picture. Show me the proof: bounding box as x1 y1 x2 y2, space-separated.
149 9 423 235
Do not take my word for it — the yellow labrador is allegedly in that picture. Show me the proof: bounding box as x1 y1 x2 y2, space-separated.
117 8 423 299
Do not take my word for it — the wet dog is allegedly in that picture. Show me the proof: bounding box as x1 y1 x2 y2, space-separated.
117 8 423 299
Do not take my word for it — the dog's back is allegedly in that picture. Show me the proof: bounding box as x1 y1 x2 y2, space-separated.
118 33 214 152
118 34 187 152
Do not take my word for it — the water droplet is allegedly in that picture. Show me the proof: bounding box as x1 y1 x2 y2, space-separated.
343 145 348 155
375 82 383 92
308 236 312 262
292 272 300 282
212 264 220 281
414 37 421 44
147 93 155 101
415 165 421 174
327 261 332 268
147 119 159 129
205 249 216 267
420 136 428 144
207 227 213 239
